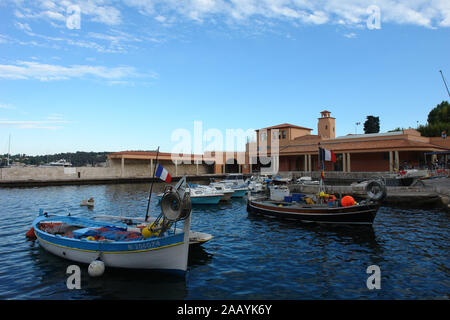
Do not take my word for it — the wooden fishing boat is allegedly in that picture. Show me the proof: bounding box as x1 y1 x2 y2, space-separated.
94 214 213 246
247 198 380 225
246 144 385 225
32 214 190 273
31 175 195 275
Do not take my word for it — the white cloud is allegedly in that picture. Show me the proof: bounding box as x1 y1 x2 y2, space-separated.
0 61 152 82
121 0 450 28
8 0 450 47
344 32 357 38
13 0 122 26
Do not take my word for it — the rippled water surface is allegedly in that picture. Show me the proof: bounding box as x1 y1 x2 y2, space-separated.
0 183 449 299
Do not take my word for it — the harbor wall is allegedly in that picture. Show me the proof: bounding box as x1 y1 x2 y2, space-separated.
108 158 212 177
0 161 212 182
0 166 120 181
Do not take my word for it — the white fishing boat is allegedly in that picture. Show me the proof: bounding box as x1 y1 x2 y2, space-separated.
208 182 234 201
157 184 223 205
296 176 320 185
219 174 249 198
187 186 224 204
29 177 194 275
245 176 265 193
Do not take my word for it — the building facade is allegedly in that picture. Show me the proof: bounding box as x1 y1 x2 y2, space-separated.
244 111 449 173
107 111 450 178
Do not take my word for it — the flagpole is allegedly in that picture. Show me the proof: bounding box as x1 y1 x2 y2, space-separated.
318 143 325 197
145 146 160 222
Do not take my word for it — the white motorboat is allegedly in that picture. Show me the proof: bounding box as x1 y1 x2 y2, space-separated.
245 176 265 193
41 159 72 167
208 182 234 201
219 174 249 198
158 185 223 205
297 176 320 185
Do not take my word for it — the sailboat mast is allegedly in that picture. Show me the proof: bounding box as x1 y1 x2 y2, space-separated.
145 146 160 222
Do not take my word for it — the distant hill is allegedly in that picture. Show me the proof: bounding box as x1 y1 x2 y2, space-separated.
0 151 113 167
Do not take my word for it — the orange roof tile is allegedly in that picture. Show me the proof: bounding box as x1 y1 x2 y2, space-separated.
278 138 447 155
257 123 312 131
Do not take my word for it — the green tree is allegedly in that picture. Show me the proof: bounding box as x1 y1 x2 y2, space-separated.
364 116 380 134
418 101 450 137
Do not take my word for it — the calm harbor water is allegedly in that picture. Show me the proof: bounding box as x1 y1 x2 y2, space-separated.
0 183 448 300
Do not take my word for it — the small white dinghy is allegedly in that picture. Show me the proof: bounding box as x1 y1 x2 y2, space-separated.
80 197 94 207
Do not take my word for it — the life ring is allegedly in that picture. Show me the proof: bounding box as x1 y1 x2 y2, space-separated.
366 180 387 201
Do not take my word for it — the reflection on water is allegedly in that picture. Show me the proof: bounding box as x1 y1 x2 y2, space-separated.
0 183 448 299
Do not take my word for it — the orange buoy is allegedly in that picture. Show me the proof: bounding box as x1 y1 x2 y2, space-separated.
25 227 36 240
341 195 356 207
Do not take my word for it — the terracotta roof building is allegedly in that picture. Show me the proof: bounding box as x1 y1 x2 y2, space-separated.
244 111 449 173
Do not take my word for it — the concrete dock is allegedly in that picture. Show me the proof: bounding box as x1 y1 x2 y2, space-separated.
290 184 442 207
1 166 448 209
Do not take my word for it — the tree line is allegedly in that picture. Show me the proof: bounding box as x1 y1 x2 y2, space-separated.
0 151 111 167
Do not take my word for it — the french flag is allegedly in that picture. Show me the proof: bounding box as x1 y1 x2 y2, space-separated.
319 147 336 163
155 164 171 183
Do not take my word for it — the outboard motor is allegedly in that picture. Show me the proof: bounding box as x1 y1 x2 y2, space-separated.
365 179 387 202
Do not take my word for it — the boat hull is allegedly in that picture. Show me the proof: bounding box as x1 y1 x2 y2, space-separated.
191 195 222 204
33 216 190 273
158 194 222 205
231 189 248 198
219 192 233 202
247 200 379 225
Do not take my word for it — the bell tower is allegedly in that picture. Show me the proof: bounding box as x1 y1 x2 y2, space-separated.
318 110 335 139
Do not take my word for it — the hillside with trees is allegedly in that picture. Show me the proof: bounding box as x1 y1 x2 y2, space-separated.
0 151 112 167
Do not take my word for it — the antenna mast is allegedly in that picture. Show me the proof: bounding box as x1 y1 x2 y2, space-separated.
439 70 450 98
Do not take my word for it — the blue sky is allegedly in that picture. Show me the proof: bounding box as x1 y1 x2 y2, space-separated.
0 0 449 156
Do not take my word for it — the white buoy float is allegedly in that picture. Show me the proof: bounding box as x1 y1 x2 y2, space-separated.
88 260 105 277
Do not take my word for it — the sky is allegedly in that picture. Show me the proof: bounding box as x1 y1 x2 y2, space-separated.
0 0 449 156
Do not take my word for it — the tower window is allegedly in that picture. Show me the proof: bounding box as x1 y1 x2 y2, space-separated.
325 125 328 130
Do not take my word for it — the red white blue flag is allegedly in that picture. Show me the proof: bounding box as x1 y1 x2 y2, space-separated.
155 164 171 183
319 147 336 163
